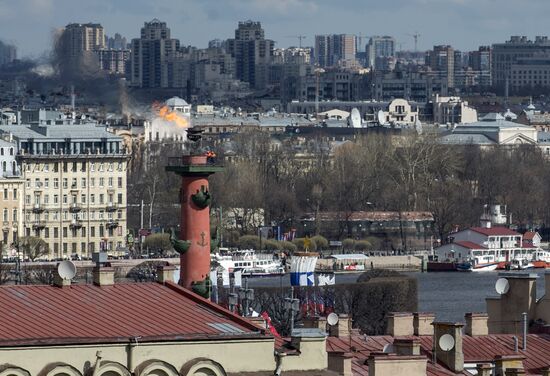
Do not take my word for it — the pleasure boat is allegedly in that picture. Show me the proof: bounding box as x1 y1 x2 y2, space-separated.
212 250 285 277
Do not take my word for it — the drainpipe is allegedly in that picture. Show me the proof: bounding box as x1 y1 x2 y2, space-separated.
92 351 103 376
522 312 527 350
128 336 141 372
274 351 287 376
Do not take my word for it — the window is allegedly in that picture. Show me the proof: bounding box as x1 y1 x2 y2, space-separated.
3 209 7 222
117 210 122 219
99 225 104 237
118 162 123 171
53 211 58 220
63 178 68 189
9 148 13 156
72 162 77 172
82 163 86 172
81 178 86 188
99 210 104 220
44 178 49 188
117 193 123 204
63 227 67 237
71 178 77 188
81 242 86 252
12 209 16 222
90 194 95 204
54 163 59 172
90 226 95 237
118 177 122 188
82 227 86 237
63 243 67 254
54 178 59 189
90 211 95 220
62 194 68 204
90 163 95 172
44 228 49 238
35 178 40 188
63 162 68 173
108 163 113 172
90 178 95 188
3 189 7 201
44 163 49 172
99 163 104 172
26 179 30 188
63 211 68 220
53 194 59 204
25 195 30 205
108 177 113 187
81 194 86 204
99 178 104 187
99 194 104 204
13 188 17 200
54 227 59 238
44 195 49 204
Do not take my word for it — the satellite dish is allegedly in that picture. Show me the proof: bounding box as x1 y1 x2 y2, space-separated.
350 108 361 128
58 260 77 280
495 278 510 295
327 312 339 326
382 343 394 353
438 334 455 351
377 110 386 125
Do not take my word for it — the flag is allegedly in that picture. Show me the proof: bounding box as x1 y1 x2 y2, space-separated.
234 270 242 287
210 270 218 286
222 269 230 287
261 311 280 337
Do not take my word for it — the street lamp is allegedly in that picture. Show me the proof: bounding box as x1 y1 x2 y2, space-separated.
238 278 254 317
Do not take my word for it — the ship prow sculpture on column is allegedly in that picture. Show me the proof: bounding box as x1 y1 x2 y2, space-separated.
166 131 223 298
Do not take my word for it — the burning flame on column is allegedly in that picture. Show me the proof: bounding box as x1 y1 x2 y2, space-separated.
153 102 190 128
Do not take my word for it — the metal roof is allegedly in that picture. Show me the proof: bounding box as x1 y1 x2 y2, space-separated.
0 124 121 141
470 227 521 237
329 254 369 260
0 281 266 347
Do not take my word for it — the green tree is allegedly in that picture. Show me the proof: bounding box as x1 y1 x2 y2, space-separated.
142 233 172 255
311 235 329 250
238 235 261 250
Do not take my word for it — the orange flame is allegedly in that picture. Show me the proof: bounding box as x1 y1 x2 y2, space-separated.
153 102 189 128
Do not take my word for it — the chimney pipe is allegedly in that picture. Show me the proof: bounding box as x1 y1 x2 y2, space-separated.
512 336 518 352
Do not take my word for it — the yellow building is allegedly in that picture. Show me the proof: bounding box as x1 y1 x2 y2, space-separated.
0 176 23 252
0 123 128 259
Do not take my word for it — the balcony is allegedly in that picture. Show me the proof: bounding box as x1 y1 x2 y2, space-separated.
106 220 119 229
106 202 117 212
32 204 45 213
69 203 82 213
70 219 82 229
32 221 46 230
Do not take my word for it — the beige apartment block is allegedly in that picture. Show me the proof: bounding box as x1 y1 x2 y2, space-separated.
0 177 23 252
21 156 128 259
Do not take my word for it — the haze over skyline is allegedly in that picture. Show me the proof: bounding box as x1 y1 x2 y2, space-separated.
2 0 550 57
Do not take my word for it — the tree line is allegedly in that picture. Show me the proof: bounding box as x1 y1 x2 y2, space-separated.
128 130 550 247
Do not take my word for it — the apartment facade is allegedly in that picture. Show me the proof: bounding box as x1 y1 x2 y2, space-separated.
0 123 128 259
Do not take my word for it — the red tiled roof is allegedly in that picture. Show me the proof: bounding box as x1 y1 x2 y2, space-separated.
454 241 486 250
328 333 550 375
470 227 520 236
0 282 268 347
523 231 536 240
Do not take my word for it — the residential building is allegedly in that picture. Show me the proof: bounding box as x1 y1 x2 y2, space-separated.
297 69 367 102
106 32 128 50
226 21 274 89
492 36 550 88
432 95 478 124
97 49 130 75
469 46 492 86
61 23 105 57
130 19 180 88
0 42 16 66
0 123 128 259
366 36 396 70
510 55 550 89
0 139 22 249
426 45 455 88
314 34 356 68
373 71 449 103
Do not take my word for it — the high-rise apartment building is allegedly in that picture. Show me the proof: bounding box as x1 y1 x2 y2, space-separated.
314 34 356 67
0 42 17 66
0 123 128 259
492 36 550 88
97 49 130 75
226 21 274 89
469 46 492 87
62 23 105 57
130 19 180 88
366 36 396 70
426 45 455 88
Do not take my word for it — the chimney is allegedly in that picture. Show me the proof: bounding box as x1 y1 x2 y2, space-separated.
413 312 435 336
540 366 550 376
476 363 492 376
93 265 115 286
393 338 420 356
327 351 353 376
494 355 525 376
331 315 351 337
433 322 464 373
465 313 489 336
53 271 71 288
156 263 176 284
386 312 413 337
367 353 427 376
505 368 526 376
303 316 327 331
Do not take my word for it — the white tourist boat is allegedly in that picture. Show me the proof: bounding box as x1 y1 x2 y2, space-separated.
212 250 285 277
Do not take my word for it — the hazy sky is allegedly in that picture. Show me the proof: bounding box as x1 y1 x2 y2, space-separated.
2 0 550 58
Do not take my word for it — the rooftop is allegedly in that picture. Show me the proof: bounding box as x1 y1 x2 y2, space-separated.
0 281 267 347
0 124 122 141
470 226 521 236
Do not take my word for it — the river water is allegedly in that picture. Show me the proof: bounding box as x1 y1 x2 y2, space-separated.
247 270 548 322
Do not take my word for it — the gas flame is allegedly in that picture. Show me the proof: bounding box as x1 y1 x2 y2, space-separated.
152 102 189 128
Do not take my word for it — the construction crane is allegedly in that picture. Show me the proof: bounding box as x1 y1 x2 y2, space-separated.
407 32 421 52
285 35 307 48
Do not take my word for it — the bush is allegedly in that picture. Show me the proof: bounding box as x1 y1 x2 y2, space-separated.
342 238 355 251
142 233 172 255
311 235 329 250
365 236 382 250
278 241 297 253
238 235 261 250
263 239 281 250
354 240 371 252
292 238 317 252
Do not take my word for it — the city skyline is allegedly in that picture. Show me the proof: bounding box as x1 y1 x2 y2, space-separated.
2 0 550 57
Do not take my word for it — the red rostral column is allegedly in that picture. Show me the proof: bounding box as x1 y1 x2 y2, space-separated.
166 154 222 298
